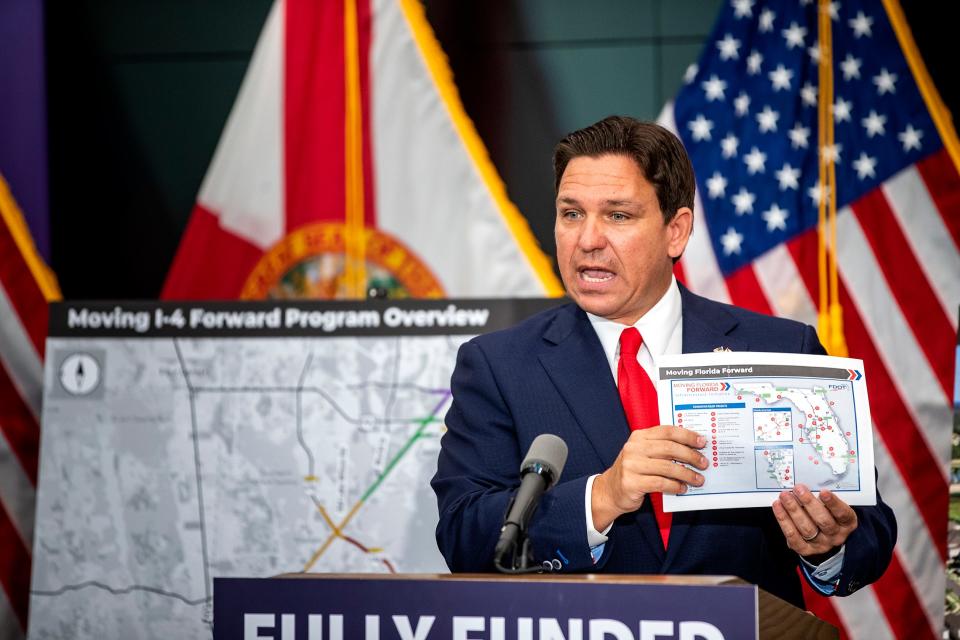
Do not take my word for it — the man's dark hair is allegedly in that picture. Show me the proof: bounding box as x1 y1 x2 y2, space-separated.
553 115 696 222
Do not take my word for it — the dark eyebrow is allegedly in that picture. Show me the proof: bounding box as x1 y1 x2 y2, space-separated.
556 197 641 208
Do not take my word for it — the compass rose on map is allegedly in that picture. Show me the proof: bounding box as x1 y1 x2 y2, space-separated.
58 353 101 396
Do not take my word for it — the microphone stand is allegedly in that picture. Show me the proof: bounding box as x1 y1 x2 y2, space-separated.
493 505 541 574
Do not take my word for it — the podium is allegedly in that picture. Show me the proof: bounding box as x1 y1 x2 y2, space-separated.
214 573 837 639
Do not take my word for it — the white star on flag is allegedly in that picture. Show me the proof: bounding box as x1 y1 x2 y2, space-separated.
717 34 741 60
820 143 842 163
782 22 807 49
808 41 821 64
720 227 744 255
721 133 739 158
862 110 887 137
731 187 756 214
833 98 852 123
874 68 898 95
775 163 801 190
702 75 727 101
853 152 878 179
849 10 873 37
826 1 839 20
898 124 923 151
801 83 817 107
684 64 699 84
732 0 754 19
756 106 779 133
734 92 750 116
688 114 714 141
744 147 767 174
807 180 832 205
768 64 793 91
840 55 862 80
788 123 811 148
761 203 789 231
706 172 728 199
758 8 775 32
747 51 763 75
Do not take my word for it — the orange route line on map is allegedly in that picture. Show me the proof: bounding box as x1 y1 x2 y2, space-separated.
307 503 387 568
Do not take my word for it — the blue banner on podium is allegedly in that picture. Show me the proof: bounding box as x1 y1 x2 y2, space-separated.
214 575 757 639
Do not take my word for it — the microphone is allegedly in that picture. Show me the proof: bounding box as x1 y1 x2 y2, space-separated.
493 434 568 568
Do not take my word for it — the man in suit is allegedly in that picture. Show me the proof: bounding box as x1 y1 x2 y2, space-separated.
431 116 896 608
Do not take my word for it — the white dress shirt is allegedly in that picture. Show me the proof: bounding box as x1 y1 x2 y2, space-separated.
583 276 682 546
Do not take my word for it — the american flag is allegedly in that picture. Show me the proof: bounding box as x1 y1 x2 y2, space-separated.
0 175 58 638
664 0 959 637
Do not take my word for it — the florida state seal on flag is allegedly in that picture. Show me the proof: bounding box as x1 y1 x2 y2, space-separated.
162 0 562 301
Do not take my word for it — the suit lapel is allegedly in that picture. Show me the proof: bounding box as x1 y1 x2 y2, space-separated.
538 306 627 469
538 305 667 563
665 286 748 569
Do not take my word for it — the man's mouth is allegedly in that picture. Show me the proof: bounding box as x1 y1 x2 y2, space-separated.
577 267 615 283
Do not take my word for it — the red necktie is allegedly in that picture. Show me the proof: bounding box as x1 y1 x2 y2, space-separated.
618 327 672 547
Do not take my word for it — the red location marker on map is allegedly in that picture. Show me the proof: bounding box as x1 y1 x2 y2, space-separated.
737 396 742 400
713 440 717 445
816 435 820 439
777 394 782 399
763 450 768 455
846 431 851 436
850 450 856 455
713 456 718 462
713 463 718 467
814 461 819 465
799 437 804 442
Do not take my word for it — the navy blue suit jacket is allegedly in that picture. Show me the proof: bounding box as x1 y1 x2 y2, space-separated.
431 286 896 608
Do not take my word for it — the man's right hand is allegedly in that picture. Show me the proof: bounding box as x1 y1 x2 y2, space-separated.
591 426 709 531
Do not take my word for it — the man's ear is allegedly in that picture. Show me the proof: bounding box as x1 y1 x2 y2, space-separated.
667 207 694 259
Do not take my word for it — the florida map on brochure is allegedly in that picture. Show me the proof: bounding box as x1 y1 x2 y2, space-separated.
657 352 876 512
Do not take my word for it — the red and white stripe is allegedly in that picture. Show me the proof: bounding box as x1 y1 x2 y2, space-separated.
674 146 959 639
0 199 52 638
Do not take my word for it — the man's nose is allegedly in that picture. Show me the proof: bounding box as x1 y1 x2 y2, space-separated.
577 215 607 252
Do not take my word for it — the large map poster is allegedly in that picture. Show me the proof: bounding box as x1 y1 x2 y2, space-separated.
28 299 557 639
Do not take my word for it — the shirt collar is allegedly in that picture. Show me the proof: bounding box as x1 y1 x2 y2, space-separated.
586 275 682 364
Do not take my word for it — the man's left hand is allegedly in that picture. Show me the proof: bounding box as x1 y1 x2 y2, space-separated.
772 483 858 558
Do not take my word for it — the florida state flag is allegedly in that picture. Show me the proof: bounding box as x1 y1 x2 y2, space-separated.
163 0 562 300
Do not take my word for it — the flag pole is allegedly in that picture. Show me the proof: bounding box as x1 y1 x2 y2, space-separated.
344 0 367 299
817 0 847 356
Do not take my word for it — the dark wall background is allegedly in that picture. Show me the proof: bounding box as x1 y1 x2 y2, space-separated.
44 1 957 299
